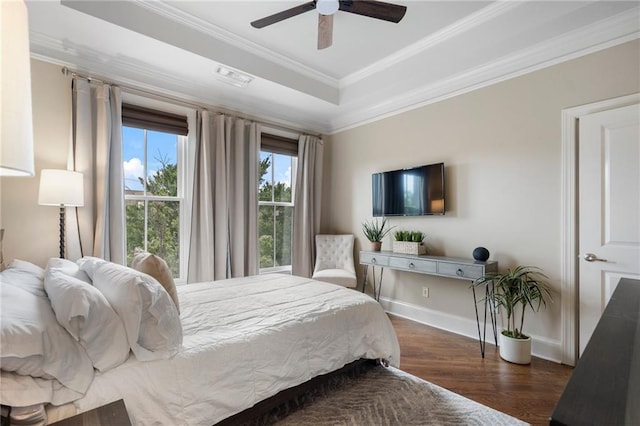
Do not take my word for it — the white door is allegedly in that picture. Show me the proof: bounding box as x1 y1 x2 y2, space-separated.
578 103 640 355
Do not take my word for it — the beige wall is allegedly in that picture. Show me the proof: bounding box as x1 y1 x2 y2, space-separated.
322 40 640 361
0 59 71 267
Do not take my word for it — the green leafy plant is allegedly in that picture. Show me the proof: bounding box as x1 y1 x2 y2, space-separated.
410 231 424 242
472 266 552 339
362 218 394 242
394 230 408 241
394 230 425 242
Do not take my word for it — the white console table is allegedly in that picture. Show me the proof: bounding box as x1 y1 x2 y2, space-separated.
359 250 499 358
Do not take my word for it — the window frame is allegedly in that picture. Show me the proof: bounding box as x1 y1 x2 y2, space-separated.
121 93 196 284
258 126 299 275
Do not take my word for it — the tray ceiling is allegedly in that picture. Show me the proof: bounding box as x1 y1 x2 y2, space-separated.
26 1 640 134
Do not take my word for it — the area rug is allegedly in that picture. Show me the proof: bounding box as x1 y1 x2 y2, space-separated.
247 362 528 425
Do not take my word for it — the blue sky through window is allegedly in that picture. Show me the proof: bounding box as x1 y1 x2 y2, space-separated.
260 151 293 187
123 126 292 192
123 126 177 191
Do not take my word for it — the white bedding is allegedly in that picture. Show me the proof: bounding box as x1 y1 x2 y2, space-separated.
46 274 400 425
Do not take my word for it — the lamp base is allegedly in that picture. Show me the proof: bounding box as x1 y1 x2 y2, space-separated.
59 205 65 259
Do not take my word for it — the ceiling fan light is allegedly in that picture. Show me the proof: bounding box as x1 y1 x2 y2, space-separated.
316 0 339 15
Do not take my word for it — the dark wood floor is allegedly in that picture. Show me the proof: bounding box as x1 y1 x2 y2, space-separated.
390 314 574 426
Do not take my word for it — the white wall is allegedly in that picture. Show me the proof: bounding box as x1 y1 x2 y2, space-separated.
0 59 71 267
321 40 640 362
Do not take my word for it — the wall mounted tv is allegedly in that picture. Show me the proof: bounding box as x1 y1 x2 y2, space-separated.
372 162 445 216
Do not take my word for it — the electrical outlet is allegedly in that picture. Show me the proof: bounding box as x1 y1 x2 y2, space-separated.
422 287 429 298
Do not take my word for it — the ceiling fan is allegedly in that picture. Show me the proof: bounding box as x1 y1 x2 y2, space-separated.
250 0 407 50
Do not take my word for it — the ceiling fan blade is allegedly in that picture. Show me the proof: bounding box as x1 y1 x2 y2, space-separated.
339 0 407 23
251 1 316 29
317 14 333 49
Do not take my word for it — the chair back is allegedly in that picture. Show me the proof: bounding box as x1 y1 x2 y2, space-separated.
314 234 355 274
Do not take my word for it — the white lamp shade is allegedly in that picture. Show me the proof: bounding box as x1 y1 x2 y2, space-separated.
0 0 35 177
38 169 84 207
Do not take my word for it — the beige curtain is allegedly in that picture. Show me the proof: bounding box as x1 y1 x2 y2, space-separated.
292 135 324 277
187 112 259 282
66 79 125 263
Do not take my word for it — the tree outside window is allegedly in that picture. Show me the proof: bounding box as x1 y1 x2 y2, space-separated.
123 126 182 276
258 151 296 272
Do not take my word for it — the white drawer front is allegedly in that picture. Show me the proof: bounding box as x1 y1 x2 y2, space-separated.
388 257 437 274
360 252 390 266
437 263 483 280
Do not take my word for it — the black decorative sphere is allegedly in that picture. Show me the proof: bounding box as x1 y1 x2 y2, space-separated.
473 247 490 262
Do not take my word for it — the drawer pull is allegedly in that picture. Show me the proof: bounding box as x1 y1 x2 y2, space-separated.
371 258 377 264
409 262 415 269
456 268 464 276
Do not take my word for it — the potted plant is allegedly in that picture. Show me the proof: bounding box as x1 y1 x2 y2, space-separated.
361 218 393 251
392 230 427 255
473 266 552 364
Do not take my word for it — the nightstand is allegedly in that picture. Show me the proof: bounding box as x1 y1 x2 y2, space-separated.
50 400 131 426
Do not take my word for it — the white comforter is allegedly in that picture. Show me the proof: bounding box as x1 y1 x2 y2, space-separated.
47 274 400 425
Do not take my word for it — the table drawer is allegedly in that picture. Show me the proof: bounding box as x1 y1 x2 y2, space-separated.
360 252 390 266
388 257 437 274
437 262 483 280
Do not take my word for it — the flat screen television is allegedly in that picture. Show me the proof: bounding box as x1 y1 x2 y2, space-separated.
372 162 445 216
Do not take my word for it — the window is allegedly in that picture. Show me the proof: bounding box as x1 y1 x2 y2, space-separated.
258 133 298 273
122 103 189 279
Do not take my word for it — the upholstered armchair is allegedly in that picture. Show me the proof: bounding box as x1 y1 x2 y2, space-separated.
311 234 357 288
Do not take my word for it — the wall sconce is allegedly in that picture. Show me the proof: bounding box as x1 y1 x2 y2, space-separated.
0 0 35 177
38 170 84 258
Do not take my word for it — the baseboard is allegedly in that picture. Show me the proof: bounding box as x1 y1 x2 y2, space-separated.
379 296 563 364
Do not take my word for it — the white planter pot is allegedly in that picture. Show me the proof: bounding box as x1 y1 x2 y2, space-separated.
499 332 532 364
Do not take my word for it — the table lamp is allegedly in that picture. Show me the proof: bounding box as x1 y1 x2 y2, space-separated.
38 169 84 258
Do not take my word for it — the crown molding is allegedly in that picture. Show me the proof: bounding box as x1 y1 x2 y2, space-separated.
135 0 339 88
329 8 640 133
29 32 333 134
29 3 639 136
59 0 339 104
29 31 197 88
340 1 520 88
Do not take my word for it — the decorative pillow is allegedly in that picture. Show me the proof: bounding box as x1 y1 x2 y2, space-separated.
0 259 46 297
86 261 182 361
0 283 94 394
131 252 180 314
44 267 130 372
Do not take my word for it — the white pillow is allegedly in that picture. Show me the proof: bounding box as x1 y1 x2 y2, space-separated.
44 268 130 372
1 260 46 297
8 259 45 278
0 283 94 394
87 261 182 361
76 256 107 280
46 258 91 284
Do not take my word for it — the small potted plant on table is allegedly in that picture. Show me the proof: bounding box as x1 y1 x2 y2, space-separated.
473 266 553 364
361 218 393 252
393 230 427 255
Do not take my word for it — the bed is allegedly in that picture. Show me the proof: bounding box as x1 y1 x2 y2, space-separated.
0 257 400 425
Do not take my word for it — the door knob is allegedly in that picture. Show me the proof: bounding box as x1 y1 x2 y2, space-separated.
583 253 608 262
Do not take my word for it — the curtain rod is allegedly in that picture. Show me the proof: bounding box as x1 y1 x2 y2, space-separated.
60 67 321 138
